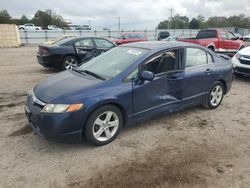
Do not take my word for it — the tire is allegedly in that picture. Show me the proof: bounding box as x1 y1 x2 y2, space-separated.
61 56 79 70
239 45 245 50
234 72 243 77
208 46 214 52
204 81 224 109
84 105 123 146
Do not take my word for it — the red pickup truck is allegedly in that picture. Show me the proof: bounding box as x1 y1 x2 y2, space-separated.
178 29 245 53
112 32 147 45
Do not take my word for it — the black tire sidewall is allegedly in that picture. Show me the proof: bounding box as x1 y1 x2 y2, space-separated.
206 81 224 109
61 56 78 70
84 105 123 146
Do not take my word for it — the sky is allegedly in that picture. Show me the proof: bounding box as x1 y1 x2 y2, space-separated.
1 0 250 30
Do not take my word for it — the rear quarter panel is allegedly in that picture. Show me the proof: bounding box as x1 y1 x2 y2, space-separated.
214 56 233 93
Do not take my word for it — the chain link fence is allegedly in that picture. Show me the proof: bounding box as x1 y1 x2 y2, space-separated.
19 29 202 44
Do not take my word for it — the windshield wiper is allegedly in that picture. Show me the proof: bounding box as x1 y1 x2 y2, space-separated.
81 70 106 81
72 67 86 75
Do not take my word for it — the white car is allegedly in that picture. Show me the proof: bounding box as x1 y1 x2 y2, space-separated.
232 46 250 76
19 23 42 30
47 25 63 30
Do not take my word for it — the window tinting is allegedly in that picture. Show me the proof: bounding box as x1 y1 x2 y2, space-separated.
186 48 207 68
142 50 178 74
196 30 217 39
94 39 114 48
75 39 93 47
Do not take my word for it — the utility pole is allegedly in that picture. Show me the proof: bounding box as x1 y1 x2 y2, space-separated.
169 8 174 30
118 17 121 31
88 20 91 27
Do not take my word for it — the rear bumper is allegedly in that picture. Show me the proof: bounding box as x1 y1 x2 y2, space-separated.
37 53 61 68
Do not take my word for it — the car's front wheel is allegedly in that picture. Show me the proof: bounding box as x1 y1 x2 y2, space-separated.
84 105 123 146
204 81 224 109
62 56 79 70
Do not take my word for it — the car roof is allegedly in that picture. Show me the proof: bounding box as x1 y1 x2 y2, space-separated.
121 41 202 50
73 36 110 41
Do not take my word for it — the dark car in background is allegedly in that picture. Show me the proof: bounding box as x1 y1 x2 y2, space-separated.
157 31 170 40
112 32 147 45
26 41 232 146
37 37 115 70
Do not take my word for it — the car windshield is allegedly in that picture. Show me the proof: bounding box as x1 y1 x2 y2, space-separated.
78 47 148 79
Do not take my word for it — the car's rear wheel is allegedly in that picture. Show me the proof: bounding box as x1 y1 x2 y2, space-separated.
204 81 224 109
84 105 123 146
234 72 243 77
62 56 79 70
207 46 215 52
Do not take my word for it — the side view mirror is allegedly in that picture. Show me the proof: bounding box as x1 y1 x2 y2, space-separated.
140 70 155 81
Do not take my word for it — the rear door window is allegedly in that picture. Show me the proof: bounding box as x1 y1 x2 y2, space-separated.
185 48 207 68
75 39 94 47
93 39 114 48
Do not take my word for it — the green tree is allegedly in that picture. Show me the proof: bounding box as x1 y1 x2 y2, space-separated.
0 9 12 24
197 15 205 28
157 20 169 29
32 9 68 29
13 15 31 25
171 14 189 29
189 18 199 29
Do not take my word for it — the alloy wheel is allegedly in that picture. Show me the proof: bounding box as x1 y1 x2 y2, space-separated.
92 111 119 142
210 85 223 107
64 58 78 69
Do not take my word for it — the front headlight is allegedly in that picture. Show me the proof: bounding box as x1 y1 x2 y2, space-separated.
42 103 84 113
235 52 242 59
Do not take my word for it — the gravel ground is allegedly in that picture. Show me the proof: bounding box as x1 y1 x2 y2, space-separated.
0 46 250 188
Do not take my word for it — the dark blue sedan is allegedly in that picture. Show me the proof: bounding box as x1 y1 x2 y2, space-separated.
25 41 233 146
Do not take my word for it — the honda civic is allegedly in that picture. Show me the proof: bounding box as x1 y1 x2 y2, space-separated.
25 41 233 146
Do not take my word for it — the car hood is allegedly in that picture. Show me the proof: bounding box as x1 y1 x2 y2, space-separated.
34 70 102 103
239 46 250 56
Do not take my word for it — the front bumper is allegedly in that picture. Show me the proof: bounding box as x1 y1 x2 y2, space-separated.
232 56 250 76
25 95 86 142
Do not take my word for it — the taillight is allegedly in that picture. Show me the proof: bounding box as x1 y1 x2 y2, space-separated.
39 47 51 55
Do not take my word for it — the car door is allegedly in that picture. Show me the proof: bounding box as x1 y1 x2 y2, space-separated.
227 32 240 51
132 49 184 120
182 47 217 106
219 31 229 51
92 38 115 56
74 38 95 62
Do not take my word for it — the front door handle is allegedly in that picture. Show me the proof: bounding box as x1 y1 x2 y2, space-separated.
205 69 213 74
167 76 182 81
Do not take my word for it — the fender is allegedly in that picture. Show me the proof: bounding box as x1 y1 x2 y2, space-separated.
206 43 216 51
82 98 128 128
